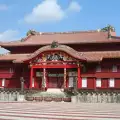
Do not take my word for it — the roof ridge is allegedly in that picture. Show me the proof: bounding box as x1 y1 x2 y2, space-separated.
37 30 105 35
0 30 101 43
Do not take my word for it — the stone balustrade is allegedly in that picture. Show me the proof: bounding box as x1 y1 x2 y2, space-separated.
0 91 18 101
0 89 120 103
71 92 120 103
0 89 38 102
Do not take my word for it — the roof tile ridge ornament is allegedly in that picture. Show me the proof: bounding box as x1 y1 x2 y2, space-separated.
26 29 37 36
21 29 39 42
100 24 115 39
108 27 112 39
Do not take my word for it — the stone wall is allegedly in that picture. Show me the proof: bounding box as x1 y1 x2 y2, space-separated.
71 92 120 103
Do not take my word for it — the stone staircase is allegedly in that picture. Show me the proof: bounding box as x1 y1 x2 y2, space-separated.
27 88 66 98
46 88 64 93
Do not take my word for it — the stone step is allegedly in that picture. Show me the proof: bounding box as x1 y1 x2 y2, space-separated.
28 89 66 97
47 88 64 93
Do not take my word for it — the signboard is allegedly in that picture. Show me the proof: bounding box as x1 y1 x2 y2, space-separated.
36 72 43 77
48 74 64 77
36 72 64 77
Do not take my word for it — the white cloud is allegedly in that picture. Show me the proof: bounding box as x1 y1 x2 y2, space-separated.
67 1 81 12
0 4 8 11
24 0 65 24
24 0 81 24
0 30 19 42
0 48 9 54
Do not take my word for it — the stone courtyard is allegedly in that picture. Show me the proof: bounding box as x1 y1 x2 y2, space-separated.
0 102 120 120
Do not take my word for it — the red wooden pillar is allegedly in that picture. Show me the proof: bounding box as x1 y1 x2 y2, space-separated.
34 77 36 88
66 70 69 88
46 70 48 89
43 68 47 89
77 66 82 89
66 77 69 88
30 67 33 89
32 69 35 88
64 67 67 88
45 68 48 89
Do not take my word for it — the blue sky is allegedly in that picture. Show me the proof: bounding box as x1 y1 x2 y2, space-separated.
0 0 120 53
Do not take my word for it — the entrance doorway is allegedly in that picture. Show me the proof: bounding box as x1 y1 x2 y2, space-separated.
34 67 78 89
47 68 64 88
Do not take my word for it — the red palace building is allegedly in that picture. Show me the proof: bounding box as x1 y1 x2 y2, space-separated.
0 26 120 91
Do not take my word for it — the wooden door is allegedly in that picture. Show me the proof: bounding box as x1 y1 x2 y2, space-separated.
35 77 42 89
48 77 58 88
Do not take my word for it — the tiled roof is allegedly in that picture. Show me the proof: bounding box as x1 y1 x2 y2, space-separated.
0 51 120 63
80 51 120 62
0 53 30 61
0 31 120 47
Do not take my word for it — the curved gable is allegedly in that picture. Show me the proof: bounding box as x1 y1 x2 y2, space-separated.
15 45 86 63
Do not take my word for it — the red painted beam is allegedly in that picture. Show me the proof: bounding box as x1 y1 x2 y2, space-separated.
32 64 78 68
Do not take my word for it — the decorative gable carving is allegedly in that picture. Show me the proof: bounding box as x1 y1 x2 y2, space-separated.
30 51 77 65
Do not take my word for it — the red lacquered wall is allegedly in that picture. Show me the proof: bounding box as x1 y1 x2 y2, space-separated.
115 78 120 88
5 79 21 88
87 77 94 89
101 78 108 89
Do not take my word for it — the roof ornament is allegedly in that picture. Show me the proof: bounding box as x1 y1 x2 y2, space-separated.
26 29 37 36
100 24 115 32
21 38 25 42
51 41 59 48
100 24 115 38
108 25 115 39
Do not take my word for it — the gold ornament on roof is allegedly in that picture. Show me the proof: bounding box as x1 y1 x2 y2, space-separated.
51 41 59 48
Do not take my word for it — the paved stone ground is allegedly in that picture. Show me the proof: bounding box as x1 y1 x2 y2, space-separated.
0 102 119 120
